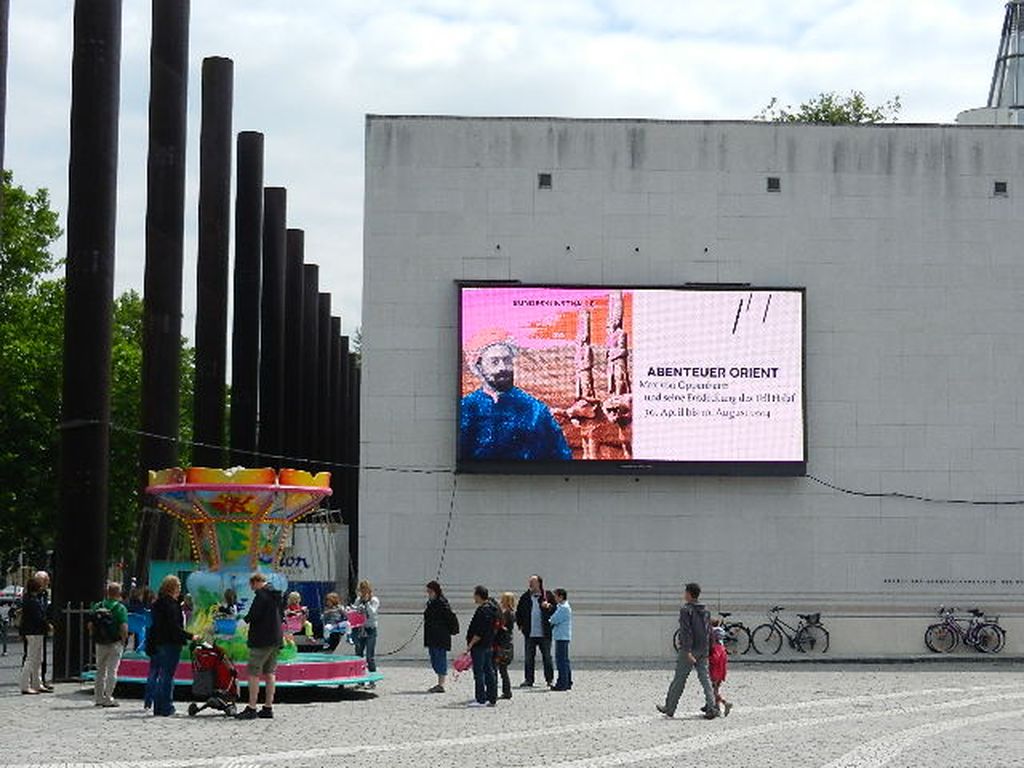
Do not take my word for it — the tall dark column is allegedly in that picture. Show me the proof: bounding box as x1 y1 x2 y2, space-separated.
336 334 351 469
138 0 190 574
346 353 360 594
328 321 343 516
55 0 122 680
229 131 264 466
0 0 9 177
283 230 305 460
329 317 342 470
339 335 352 479
258 187 286 462
301 265 319 469
191 56 233 468
317 293 332 464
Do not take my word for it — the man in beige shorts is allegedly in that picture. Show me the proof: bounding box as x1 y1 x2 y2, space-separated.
237 573 283 719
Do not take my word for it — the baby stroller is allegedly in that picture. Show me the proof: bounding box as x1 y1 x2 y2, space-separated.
187 641 238 717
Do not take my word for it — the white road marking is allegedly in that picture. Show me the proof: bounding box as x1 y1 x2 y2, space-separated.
1 714 654 768
537 691 1024 768
819 708 1024 768
5 684 1021 768
746 683 1016 714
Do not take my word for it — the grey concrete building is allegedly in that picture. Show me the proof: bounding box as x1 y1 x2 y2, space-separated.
360 115 1024 657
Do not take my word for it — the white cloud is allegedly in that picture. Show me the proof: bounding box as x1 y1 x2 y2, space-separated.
3 0 1008 349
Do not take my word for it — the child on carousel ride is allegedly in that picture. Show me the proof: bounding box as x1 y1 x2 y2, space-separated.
214 588 238 618
320 592 350 651
284 592 312 637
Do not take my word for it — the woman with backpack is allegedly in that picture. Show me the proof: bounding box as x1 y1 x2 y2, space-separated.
423 580 458 693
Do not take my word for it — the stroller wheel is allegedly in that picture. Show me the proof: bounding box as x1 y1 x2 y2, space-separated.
187 703 199 717
225 703 237 717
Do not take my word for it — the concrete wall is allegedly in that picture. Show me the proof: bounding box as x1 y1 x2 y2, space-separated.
360 116 1024 657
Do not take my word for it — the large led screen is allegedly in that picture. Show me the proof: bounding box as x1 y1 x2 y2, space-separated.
457 284 805 475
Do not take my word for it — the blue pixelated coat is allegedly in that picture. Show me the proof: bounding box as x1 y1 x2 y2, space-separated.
459 387 571 461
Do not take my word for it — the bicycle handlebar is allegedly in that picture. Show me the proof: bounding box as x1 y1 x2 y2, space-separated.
769 605 783 613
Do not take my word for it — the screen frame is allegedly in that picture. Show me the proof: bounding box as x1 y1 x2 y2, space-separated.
455 281 807 477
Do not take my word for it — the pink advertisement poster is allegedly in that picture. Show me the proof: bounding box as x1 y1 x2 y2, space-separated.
458 285 803 469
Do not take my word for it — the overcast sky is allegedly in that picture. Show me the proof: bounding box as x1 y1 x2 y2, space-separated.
4 1 1005 343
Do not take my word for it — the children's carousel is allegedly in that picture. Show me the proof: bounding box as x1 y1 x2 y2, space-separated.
114 466 381 689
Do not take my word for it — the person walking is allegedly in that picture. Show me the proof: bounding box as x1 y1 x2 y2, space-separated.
237 572 284 720
148 575 194 717
351 580 380 688
1 603 8 656
465 585 498 708
18 575 48 694
515 574 555 688
657 582 718 720
494 592 516 699
709 619 733 717
549 588 573 692
423 580 458 693
88 582 129 707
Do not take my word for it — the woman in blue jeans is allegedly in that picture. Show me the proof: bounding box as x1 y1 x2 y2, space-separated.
465 585 498 707
146 575 194 716
351 580 379 689
423 580 456 693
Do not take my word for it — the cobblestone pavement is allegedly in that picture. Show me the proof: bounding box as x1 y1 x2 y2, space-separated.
1 647 1023 768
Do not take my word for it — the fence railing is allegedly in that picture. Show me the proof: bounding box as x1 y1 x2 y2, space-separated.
59 601 97 681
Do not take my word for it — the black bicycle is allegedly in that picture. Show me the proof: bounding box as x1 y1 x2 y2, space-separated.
751 606 830 654
672 611 752 656
924 606 1006 654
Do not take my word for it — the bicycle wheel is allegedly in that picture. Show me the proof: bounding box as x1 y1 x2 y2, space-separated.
672 628 681 653
973 624 1002 654
725 623 752 656
924 623 957 653
751 623 782 655
795 624 830 654
991 625 1007 654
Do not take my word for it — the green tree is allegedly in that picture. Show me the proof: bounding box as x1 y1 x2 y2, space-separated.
0 171 195 575
0 171 64 572
0 278 65 571
756 91 901 125
107 290 196 566
0 170 61 299
108 291 143 567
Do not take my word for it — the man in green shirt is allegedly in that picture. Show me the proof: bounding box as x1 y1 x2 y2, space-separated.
88 582 129 707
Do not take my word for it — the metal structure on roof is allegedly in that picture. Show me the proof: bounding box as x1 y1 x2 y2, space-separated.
988 0 1024 109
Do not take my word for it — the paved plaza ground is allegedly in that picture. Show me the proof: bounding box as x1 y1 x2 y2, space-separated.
1 644 1023 768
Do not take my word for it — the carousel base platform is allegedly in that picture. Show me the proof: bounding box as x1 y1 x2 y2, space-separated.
94 651 383 688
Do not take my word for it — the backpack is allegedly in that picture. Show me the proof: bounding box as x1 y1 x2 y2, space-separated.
91 606 121 645
490 602 509 648
448 606 460 636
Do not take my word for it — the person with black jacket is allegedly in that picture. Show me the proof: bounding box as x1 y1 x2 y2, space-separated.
148 575 194 717
237 572 284 720
465 585 499 707
18 575 49 694
657 582 718 719
423 580 457 693
514 574 556 688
